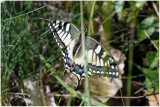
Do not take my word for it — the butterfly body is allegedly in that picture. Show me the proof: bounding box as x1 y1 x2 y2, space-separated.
48 19 119 87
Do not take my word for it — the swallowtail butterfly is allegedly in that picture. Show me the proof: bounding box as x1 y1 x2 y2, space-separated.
48 19 119 87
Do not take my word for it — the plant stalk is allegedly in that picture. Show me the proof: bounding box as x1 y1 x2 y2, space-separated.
126 23 135 106
80 1 91 106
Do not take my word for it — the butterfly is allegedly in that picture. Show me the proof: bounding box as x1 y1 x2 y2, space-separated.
48 19 119 88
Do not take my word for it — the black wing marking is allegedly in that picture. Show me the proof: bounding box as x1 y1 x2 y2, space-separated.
48 19 80 49
67 36 119 78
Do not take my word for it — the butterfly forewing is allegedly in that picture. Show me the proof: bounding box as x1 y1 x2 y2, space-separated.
48 19 80 49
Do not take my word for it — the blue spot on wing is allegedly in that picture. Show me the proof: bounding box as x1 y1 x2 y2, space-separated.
74 65 79 72
66 58 72 67
78 68 84 74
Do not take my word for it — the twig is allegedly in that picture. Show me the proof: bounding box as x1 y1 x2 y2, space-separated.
152 1 159 17
103 31 130 45
51 92 159 99
9 92 159 99
144 31 159 51
134 78 159 94
92 92 159 99
9 93 30 96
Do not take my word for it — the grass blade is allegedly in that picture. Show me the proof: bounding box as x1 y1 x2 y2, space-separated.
80 1 91 106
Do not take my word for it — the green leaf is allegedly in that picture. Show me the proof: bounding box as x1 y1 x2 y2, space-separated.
146 51 159 68
144 77 159 92
143 68 158 79
135 1 146 8
114 1 124 21
135 64 159 92
153 39 159 49
137 16 157 42
143 68 159 92
128 1 136 8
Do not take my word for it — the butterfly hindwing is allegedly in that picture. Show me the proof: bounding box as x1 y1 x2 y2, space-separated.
67 36 119 78
85 37 119 78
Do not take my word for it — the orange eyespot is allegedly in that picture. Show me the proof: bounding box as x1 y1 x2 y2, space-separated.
71 62 75 68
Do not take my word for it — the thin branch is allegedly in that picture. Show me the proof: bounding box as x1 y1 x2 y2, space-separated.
103 31 131 45
52 93 159 99
91 92 159 99
144 31 159 51
8 92 159 99
152 1 159 17
9 93 30 96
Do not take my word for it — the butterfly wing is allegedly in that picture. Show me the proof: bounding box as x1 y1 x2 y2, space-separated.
48 19 119 88
67 36 119 78
48 19 80 49
48 19 83 86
